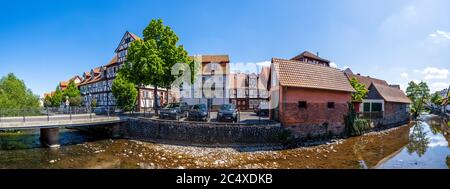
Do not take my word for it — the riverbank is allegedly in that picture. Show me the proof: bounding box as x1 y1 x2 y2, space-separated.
1 114 448 169
0 122 413 169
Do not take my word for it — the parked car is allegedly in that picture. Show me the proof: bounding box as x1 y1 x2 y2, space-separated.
254 102 269 117
187 104 209 121
217 104 238 122
159 102 189 120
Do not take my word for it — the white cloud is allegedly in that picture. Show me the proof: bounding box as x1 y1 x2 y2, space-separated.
400 72 409 78
422 67 449 79
412 80 421 84
428 30 450 44
430 82 449 88
255 61 271 67
430 82 449 92
329 62 338 68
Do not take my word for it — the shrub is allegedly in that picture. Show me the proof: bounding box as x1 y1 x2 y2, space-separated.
277 129 293 144
345 103 371 136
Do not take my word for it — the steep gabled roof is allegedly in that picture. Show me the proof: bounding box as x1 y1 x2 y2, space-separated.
92 67 101 74
272 58 355 93
129 32 142 41
114 31 141 53
291 51 331 63
346 73 389 90
258 66 270 89
371 83 411 104
69 75 82 84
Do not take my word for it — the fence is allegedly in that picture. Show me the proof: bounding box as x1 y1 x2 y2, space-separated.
0 107 123 123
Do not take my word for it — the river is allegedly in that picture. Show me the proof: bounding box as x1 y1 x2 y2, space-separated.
0 114 448 169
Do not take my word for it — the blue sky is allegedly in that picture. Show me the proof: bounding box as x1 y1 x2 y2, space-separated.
0 0 449 96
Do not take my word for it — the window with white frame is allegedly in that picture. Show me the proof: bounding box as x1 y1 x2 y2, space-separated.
362 100 384 112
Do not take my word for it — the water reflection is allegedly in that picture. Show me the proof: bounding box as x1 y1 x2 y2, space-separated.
406 123 430 157
0 115 448 169
377 114 450 169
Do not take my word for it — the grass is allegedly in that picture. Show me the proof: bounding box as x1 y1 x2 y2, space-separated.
447 121 450 127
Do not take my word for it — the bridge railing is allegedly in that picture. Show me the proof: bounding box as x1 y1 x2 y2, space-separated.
0 107 125 123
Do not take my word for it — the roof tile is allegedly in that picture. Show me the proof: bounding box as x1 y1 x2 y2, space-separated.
371 83 411 104
272 58 355 92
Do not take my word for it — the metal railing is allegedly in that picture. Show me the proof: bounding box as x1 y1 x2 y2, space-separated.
0 107 123 124
0 105 273 125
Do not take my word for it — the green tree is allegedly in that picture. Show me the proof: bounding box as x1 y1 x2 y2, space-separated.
44 95 52 107
406 81 430 119
0 73 40 115
69 96 83 107
406 123 430 157
62 80 82 107
112 73 138 111
90 98 97 108
50 87 63 107
120 19 193 115
349 77 368 102
430 91 443 106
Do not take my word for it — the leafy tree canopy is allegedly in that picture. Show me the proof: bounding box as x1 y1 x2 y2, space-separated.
430 91 443 106
349 77 368 102
112 73 138 111
0 73 40 110
50 87 63 107
121 19 193 88
119 19 195 114
63 80 80 98
406 81 430 118
63 80 82 106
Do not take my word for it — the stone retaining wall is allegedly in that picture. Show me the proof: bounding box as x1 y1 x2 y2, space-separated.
121 118 286 146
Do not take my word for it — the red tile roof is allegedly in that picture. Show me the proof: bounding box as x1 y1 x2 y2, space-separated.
272 58 355 92
346 73 389 89
105 56 118 67
93 67 101 74
371 83 411 104
192 55 230 63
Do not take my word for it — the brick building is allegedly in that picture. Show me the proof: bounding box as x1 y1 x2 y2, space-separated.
345 69 411 126
269 57 355 138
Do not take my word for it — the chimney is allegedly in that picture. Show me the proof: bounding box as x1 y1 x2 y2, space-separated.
316 52 319 57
